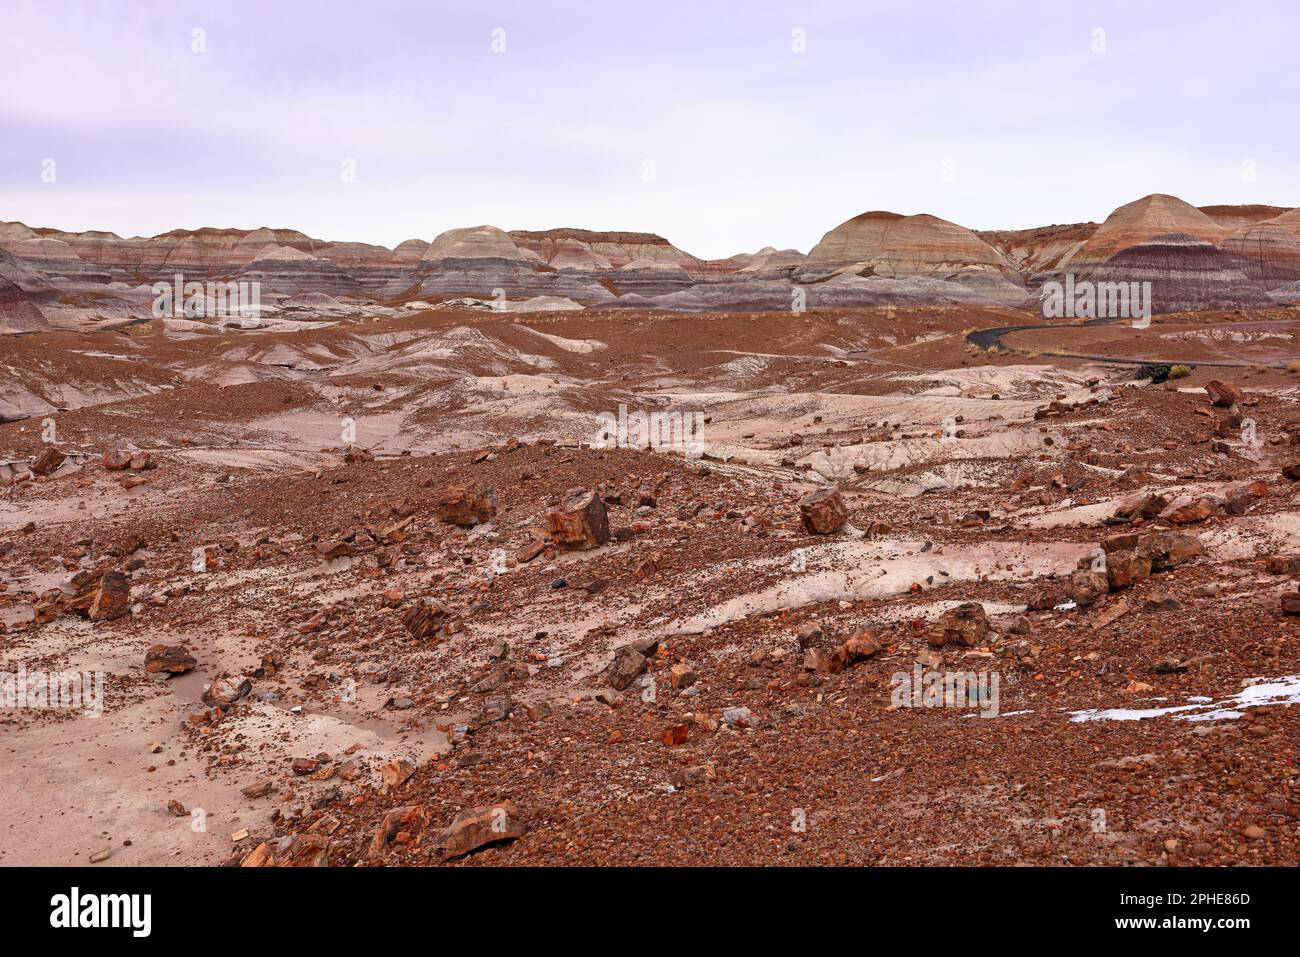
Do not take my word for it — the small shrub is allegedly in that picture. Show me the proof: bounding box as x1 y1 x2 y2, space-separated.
1168 364 1192 379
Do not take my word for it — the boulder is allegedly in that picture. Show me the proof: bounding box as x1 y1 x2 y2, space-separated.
1165 497 1219 524
30 445 66 477
1102 531 1140 553
144 644 196 674
1068 570 1110 606
241 778 274 798
927 602 989 648
722 706 759 728
1105 550 1152 589
1113 493 1168 522
431 801 526 863
315 539 354 559
203 673 252 707
545 489 610 549
828 630 883 672
669 663 697 689
433 482 497 527
803 647 834 674
89 570 131 621
668 765 715 790
102 450 132 470
403 599 453 642
606 644 647 690
1143 591 1184 613
1225 481 1267 515
798 487 848 534
1137 532 1203 571
1205 379 1243 407
368 805 429 862
481 695 512 723
379 758 417 791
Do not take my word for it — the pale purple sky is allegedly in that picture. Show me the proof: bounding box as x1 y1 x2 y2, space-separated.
2 0 1295 258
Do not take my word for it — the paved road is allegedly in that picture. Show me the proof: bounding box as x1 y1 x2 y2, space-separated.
965 315 1300 370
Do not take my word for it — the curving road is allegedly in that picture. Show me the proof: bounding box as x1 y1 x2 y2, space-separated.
965 314 1300 370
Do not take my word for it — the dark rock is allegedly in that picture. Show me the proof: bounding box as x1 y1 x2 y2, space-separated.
145 644 196 674
545 489 610 549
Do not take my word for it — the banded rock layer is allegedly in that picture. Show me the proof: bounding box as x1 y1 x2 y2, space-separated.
1066 195 1233 273
3 193 1298 330
796 211 1026 304
1089 233 1274 314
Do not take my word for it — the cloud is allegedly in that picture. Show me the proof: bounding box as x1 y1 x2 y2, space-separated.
2 0 1296 258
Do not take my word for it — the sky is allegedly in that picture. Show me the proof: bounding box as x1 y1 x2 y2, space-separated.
1 0 1296 259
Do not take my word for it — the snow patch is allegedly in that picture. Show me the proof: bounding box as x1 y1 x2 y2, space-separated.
1068 675 1300 723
